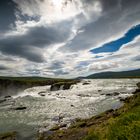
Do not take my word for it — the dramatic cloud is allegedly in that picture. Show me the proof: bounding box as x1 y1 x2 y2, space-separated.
0 0 17 33
0 0 140 77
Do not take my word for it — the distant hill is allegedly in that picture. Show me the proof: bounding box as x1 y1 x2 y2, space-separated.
85 69 140 79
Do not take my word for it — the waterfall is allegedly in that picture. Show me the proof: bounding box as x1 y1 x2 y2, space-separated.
60 85 64 90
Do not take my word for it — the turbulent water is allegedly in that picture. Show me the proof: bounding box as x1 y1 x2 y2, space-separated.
0 79 140 139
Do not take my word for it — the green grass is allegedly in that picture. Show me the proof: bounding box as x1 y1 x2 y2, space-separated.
83 93 140 140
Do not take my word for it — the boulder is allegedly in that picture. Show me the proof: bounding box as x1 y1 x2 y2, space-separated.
0 98 6 103
106 92 120 96
136 82 140 88
38 91 46 96
133 88 140 94
119 97 126 102
71 104 75 107
50 84 61 91
4 95 12 98
14 106 27 110
113 92 120 96
106 93 112 96
82 82 90 85
105 109 114 114
50 124 67 131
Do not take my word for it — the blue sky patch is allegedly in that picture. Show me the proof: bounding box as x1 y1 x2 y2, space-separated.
90 24 140 54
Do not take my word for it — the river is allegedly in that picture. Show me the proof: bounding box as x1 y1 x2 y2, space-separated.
0 79 140 139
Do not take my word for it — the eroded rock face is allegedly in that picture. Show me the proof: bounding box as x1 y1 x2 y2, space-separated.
0 96 13 103
137 82 140 88
50 84 60 91
133 88 140 94
50 82 77 91
0 98 6 103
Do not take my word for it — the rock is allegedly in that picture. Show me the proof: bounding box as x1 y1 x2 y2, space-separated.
0 98 6 103
50 82 76 91
106 93 112 96
77 94 91 97
132 88 140 94
71 104 74 107
71 121 87 128
78 122 87 127
119 97 126 102
4 95 12 98
58 133 63 138
98 90 102 92
52 114 64 123
136 82 140 88
38 91 46 96
60 124 67 128
82 82 90 85
106 92 120 96
113 92 120 96
113 111 121 117
14 106 27 110
105 109 114 114
50 84 60 91
50 124 67 131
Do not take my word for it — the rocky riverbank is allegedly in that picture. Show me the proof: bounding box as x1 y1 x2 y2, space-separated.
37 82 140 140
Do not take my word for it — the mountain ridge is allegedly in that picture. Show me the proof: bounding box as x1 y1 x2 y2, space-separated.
85 69 140 79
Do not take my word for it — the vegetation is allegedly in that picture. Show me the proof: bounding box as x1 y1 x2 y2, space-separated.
38 83 140 140
85 69 140 79
0 131 17 140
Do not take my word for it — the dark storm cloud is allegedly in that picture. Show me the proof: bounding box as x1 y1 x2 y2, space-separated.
48 61 65 70
133 56 140 61
54 70 69 76
26 22 71 47
0 38 44 63
0 0 17 33
0 65 9 70
0 20 72 62
0 0 140 77
62 0 140 52
0 56 15 62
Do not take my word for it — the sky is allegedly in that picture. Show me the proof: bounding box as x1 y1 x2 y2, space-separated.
0 0 140 78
